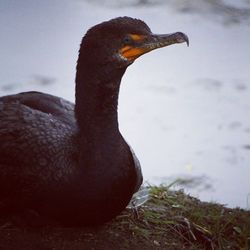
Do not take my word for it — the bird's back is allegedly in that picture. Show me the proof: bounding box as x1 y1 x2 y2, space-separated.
0 91 79 210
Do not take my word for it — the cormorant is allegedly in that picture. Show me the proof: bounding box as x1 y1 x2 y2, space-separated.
0 17 188 226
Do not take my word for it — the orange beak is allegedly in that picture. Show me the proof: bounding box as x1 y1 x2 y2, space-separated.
120 32 189 61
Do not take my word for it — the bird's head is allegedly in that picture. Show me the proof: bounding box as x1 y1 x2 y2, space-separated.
79 16 189 69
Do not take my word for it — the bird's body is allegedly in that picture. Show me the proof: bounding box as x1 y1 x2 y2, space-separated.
0 17 188 225
0 91 139 225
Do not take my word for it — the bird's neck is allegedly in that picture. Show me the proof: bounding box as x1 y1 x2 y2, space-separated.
75 60 126 138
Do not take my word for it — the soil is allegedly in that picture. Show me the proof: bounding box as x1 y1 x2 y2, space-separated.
0 186 249 250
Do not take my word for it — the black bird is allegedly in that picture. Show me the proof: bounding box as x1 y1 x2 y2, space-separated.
0 17 188 226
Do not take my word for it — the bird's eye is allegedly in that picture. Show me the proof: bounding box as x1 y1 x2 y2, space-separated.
123 35 132 45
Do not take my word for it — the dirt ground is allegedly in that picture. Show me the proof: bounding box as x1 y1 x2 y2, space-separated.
0 187 249 250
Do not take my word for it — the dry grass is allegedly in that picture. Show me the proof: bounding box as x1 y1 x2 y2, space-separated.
0 186 249 250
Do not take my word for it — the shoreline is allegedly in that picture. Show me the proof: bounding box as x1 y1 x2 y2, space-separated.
0 186 249 249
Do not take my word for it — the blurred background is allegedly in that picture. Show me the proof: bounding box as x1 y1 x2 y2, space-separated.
0 0 250 209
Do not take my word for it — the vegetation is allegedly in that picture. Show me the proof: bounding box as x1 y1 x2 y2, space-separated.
0 186 249 250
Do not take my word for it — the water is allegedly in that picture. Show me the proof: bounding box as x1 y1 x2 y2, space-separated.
0 0 250 209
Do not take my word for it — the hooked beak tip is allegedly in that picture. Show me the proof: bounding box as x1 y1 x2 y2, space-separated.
175 32 189 47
